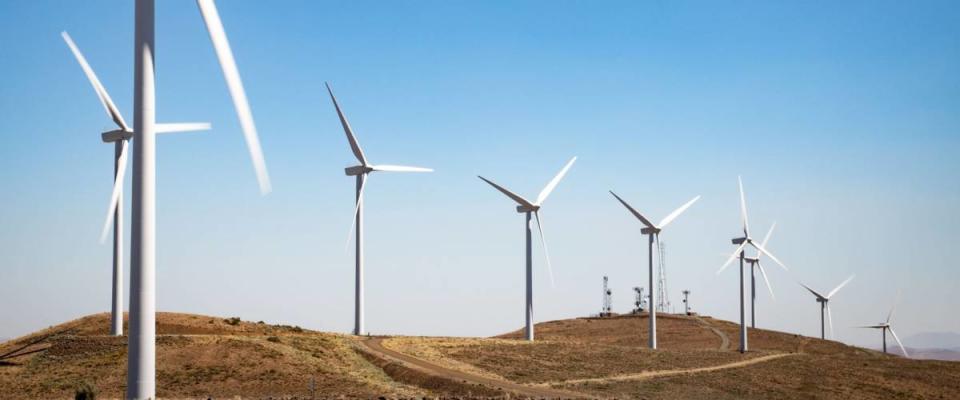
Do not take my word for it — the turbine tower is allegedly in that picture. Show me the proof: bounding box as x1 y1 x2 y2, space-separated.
326 83 432 335
799 275 855 340
478 157 576 341
717 177 788 353
68 1 272 398
858 294 909 357
743 222 781 328
609 191 700 349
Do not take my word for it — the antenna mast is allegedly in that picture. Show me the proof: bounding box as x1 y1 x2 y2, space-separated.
682 290 691 315
601 276 613 317
633 286 646 313
657 241 671 313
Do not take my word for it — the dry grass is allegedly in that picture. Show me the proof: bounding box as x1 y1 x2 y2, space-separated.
498 314 724 350
3 312 959 399
0 312 422 399
561 352 960 399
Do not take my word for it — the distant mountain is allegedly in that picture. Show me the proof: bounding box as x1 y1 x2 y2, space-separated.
904 331 960 350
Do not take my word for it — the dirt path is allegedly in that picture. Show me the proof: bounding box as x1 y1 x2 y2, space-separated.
541 353 795 386
360 337 586 399
694 316 731 351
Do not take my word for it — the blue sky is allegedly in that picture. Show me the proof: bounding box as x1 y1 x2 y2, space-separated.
1 1 958 348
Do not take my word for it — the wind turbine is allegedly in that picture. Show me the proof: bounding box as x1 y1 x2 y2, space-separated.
63 31 213 337
609 191 699 349
743 222 781 328
478 157 576 341
858 293 909 357
62 31 134 337
799 275 855 340
67 1 271 398
325 82 433 336
717 177 789 353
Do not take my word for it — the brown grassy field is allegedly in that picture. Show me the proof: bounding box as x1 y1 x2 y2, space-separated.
0 313 421 399
1 312 958 399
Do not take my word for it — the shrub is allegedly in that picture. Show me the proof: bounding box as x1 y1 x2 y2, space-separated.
74 381 96 400
224 317 241 326
291 326 303 333
267 336 281 343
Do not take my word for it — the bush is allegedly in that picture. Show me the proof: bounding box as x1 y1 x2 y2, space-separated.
224 317 241 326
291 326 303 333
74 381 96 400
267 336 281 343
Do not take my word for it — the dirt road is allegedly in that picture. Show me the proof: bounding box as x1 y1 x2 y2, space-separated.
360 337 586 398
540 352 795 386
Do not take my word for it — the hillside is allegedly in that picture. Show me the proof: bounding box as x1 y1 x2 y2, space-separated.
0 313 421 399
1 312 959 399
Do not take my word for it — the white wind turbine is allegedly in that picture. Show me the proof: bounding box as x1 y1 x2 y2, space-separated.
62 31 133 337
479 157 576 341
799 274 855 340
62 32 212 336
67 1 272 398
717 177 789 353
609 191 699 349
325 82 433 336
857 294 909 357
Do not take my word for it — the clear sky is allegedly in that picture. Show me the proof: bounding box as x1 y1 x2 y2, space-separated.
1 1 958 349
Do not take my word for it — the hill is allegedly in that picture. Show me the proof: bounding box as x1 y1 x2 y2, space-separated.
2 312 959 399
0 313 421 399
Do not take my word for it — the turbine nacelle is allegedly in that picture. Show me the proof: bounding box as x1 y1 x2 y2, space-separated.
517 205 541 213
345 165 373 176
101 129 134 143
640 226 662 235
731 236 749 245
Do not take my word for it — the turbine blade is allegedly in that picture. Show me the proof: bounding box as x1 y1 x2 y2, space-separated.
756 262 775 300
717 242 747 274
657 195 700 229
760 221 776 249
827 274 855 299
738 176 750 236
345 175 368 252
61 31 130 132
196 0 271 195
827 304 835 340
799 282 826 300
886 289 901 324
478 176 534 208
155 122 212 133
99 140 129 243
369 165 433 173
888 327 909 358
750 241 788 271
535 157 576 205
324 82 368 166
534 211 555 288
609 191 655 228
